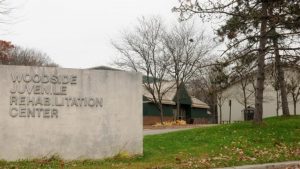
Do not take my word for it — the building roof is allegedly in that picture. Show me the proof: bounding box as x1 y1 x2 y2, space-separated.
90 66 210 109
191 97 210 109
89 65 122 71
143 81 209 109
143 81 177 105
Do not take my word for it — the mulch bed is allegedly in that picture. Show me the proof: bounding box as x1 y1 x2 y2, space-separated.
143 124 214 130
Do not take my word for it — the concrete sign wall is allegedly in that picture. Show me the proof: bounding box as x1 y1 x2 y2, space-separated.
0 65 143 161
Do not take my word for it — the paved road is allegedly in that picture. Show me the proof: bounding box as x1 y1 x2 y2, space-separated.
143 124 217 136
216 161 300 169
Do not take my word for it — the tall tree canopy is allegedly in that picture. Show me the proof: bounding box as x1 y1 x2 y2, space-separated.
174 0 300 123
113 17 171 124
162 22 216 120
113 16 215 123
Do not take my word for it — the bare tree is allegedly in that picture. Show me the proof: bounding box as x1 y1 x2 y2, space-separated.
188 68 218 123
112 16 172 124
230 52 256 112
286 69 300 116
8 46 58 67
217 92 229 124
189 62 229 124
270 71 281 117
162 22 216 120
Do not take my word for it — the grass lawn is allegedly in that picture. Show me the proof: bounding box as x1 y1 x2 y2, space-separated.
1 116 300 169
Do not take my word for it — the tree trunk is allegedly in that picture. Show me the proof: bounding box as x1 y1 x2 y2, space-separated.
175 80 180 120
219 104 222 124
212 91 218 124
294 101 297 116
273 36 290 116
229 102 232 123
159 102 164 124
293 97 297 116
254 1 268 124
276 90 279 117
243 86 248 114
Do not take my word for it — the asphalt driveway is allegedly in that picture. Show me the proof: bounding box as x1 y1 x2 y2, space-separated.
143 124 217 135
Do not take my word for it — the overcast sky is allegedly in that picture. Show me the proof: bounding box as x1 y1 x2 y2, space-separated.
2 0 213 68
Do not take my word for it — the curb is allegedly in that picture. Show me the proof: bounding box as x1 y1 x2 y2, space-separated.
215 161 300 169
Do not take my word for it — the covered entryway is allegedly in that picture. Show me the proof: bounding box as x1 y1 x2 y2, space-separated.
243 106 255 121
175 104 192 123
